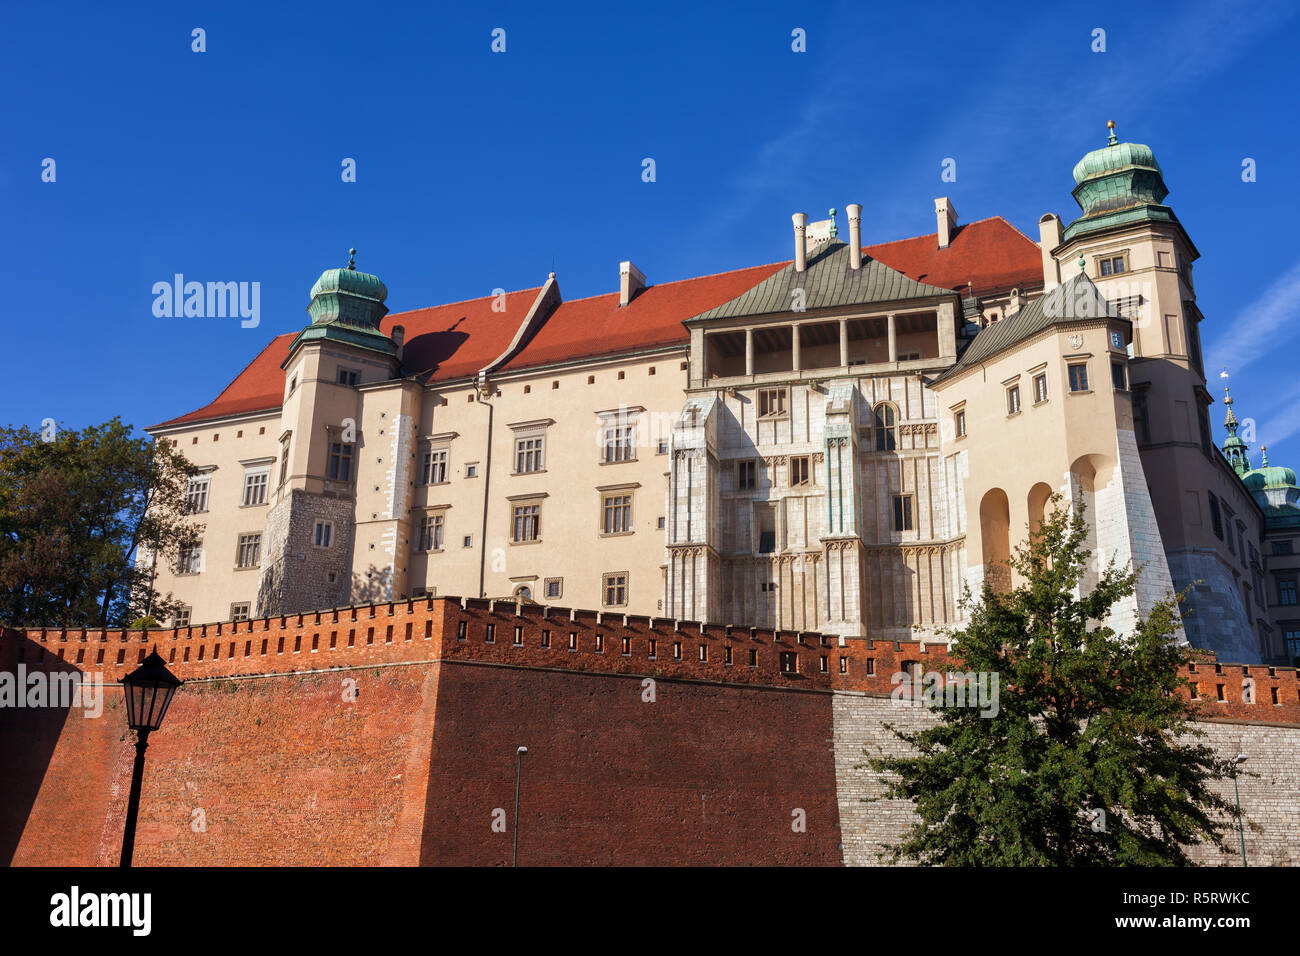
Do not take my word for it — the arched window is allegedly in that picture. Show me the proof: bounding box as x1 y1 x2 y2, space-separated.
513 585 532 601
874 404 897 451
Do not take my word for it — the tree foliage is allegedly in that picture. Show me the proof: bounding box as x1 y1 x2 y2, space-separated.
0 418 200 627
868 495 1241 865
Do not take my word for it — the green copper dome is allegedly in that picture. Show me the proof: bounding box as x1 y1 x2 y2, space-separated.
286 248 398 364
1063 123 1175 243
307 248 389 328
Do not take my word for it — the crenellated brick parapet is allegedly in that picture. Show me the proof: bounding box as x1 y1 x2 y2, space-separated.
3 597 1298 724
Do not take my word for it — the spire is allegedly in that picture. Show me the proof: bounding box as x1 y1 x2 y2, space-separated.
1221 385 1250 476
1262 445 1270 467
828 208 838 239
1106 119 1118 147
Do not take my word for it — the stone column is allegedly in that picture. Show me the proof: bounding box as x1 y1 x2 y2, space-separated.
745 328 754 377
887 314 897 363
839 318 848 367
792 324 801 372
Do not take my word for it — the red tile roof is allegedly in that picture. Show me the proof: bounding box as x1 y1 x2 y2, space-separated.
379 287 545 382
149 216 1045 430
862 216 1043 297
500 262 786 372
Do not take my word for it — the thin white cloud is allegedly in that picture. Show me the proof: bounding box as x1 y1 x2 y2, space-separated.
1206 256 1300 377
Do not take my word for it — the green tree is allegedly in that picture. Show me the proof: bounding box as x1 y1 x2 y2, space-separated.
868 495 1241 865
0 418 200 627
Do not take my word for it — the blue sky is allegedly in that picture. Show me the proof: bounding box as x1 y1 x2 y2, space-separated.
4 0 1298 466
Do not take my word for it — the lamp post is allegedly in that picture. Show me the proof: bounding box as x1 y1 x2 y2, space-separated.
1231 753 1248 867
119 647 183 867
513 745 527 867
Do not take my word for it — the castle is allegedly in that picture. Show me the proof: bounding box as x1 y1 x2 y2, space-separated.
145 124 1300 667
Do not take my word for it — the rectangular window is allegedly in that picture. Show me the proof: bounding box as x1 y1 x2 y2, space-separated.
327 441 353 482
1111 361 1127 390
1280 578 1298 607
174 606 191 627
279 435 291 485
241 470 269 506
602 494 632 534
514 437 544 473
1274 540 1294 556
602 423 635 463
656 439 669 455
1033 373 1048 404
337 367 360 387
236 533 262 568
789 456 810 487
462 535 472 548
737 460 757 491
1098 255 1127 276
418 513 445 551
954 409 966 437
1285 629 1300 664
603 572 628 607
893 494 914 532
1006 385 1021 415
176 545 202 575
545 577 562 599
1132 389 1151 444
313 520 333 548
465 462 479 478
512 503 540 542
422 448 449 485
184 477 210 514
1208 493 1223 540
757 388 788 418
1068 363 1089 392
230 602 250 622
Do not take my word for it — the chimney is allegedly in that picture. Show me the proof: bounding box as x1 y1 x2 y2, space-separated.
847 204 862 270
619 261 646 307
1038 213 1063 290
792 213 808 272
935 197 958 249
392 324 405 361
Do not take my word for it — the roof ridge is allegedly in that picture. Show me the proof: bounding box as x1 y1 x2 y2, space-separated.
385 286 545 318
554 259 791 306
863 215 1015 251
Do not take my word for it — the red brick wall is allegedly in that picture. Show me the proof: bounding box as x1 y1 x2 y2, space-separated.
2 595 1296 866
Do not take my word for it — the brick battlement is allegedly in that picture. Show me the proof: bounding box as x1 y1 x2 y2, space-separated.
2 596 1298 723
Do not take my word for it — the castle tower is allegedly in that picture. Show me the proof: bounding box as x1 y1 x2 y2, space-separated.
256 250 403 616
1043 124 1265 662
1221 386 1251 476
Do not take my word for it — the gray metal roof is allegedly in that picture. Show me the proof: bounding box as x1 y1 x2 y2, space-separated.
687 240 954 322
931 272 1119 385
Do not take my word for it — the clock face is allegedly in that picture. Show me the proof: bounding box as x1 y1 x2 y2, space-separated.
1068 334 1084 351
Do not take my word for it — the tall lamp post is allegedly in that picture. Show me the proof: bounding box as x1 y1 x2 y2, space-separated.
1231 753 1248 867
513 745 527 867
119 647 183 867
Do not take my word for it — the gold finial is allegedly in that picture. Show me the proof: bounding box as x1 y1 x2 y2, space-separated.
1262 445 1270 466
1106 120 1118 147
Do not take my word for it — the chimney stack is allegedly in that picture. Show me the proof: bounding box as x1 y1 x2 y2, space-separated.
935 197 958 249
847 203 862 270
619 261 646 307
792 213 808 272
1038 213 1063 290
392 324 405 361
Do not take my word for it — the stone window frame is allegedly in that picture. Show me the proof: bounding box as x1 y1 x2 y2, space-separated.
602 571 629 608
312 519 334 550
183 470 213 514
872 402 899 451
507 419 553 475
1094 249 1130 278
736 458 759 492
324 427 356 484
239 457 274 507
892 493 914 533
507 492 547 545
596 406 642 465
951 401 967 440
176 542 203 576
230 602 251 622
757 387 789 420
597 482 639 537
789 455 812 488
235 531 262 570
544 577 563 600
1065 357 1091 394
414 507 448 553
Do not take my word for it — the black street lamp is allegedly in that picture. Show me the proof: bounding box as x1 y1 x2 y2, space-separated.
119 647 183 867
513 745 527 867
1231 753 1248 867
